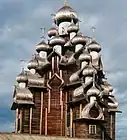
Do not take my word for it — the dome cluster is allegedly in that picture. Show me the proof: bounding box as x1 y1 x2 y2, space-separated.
12 2 119 139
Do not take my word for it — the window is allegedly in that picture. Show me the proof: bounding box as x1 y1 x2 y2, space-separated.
59 22 70 35
39 51 47 58
75 44 83 52
53 45 62 54
89 125 96 134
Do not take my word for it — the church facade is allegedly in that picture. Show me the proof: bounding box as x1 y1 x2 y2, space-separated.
11 1 120 140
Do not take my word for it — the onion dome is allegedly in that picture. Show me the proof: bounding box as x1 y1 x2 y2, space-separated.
48 27 58 38
49 36 65 46
88 40 101 52
35 54 50 70
67 23 79 33
87 86 100 97
16 69 28 83
55 4 78 25
71 34 87 45
79 48 91 62
36 40 50 53
82 65 95 76
27 57 39 70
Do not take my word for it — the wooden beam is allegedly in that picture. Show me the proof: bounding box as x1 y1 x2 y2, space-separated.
45 108 48 135
60 91 62 105
73 122 75 137
110 113 113 139
60 69 63 136
48 90 51 113
61 101 63 136
79 104 82 118
20 109 23 133
29 107 32 134
60 70 63 105
52 57 55 73
70 108 73 137
15 108 18 133
65 92 67 137
57 56 59 72
102 131 105 140
40 92 43 135
49 72 52 79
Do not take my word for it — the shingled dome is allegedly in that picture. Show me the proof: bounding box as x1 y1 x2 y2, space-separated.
55 4 78 25
71 34 87 45
36 40 50 53
27 58 38 70
88 40 101 52
49 36 65 46
16 69 28 83
67 23 79 33
48 27 58 38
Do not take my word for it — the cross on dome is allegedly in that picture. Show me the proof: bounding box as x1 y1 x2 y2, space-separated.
40 27 46 39
91 26 96 40
51 13 57 27
64 0 69 6
20 59 26 70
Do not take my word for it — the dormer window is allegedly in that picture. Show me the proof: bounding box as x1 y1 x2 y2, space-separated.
89 125 96 134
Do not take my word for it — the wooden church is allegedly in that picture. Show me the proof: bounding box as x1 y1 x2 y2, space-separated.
10 1 120 140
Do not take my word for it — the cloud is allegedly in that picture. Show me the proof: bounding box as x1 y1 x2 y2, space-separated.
0 121 15 132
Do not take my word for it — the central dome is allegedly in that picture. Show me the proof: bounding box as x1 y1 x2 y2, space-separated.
55 4 78 25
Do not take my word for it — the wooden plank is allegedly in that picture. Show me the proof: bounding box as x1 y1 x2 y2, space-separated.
29 107 32 134
52 57 55 73
70 108 73 137
73 122 75 137
40 92 43 135
79 104 82 118
31 91 41 134
57 56 59 72
15 108 18 133
65 92 67 137
48 91 51 113
20 109 23 133
60 91 62 105
60 70 63 105
61 101 63 136
110 113 113 138
45 108 48 135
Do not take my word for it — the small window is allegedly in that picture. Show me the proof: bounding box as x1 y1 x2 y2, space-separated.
53 45 62 54
39 51 47 58
89 125 96 134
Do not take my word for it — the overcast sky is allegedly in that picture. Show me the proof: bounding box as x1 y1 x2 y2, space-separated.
0 0 126 139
